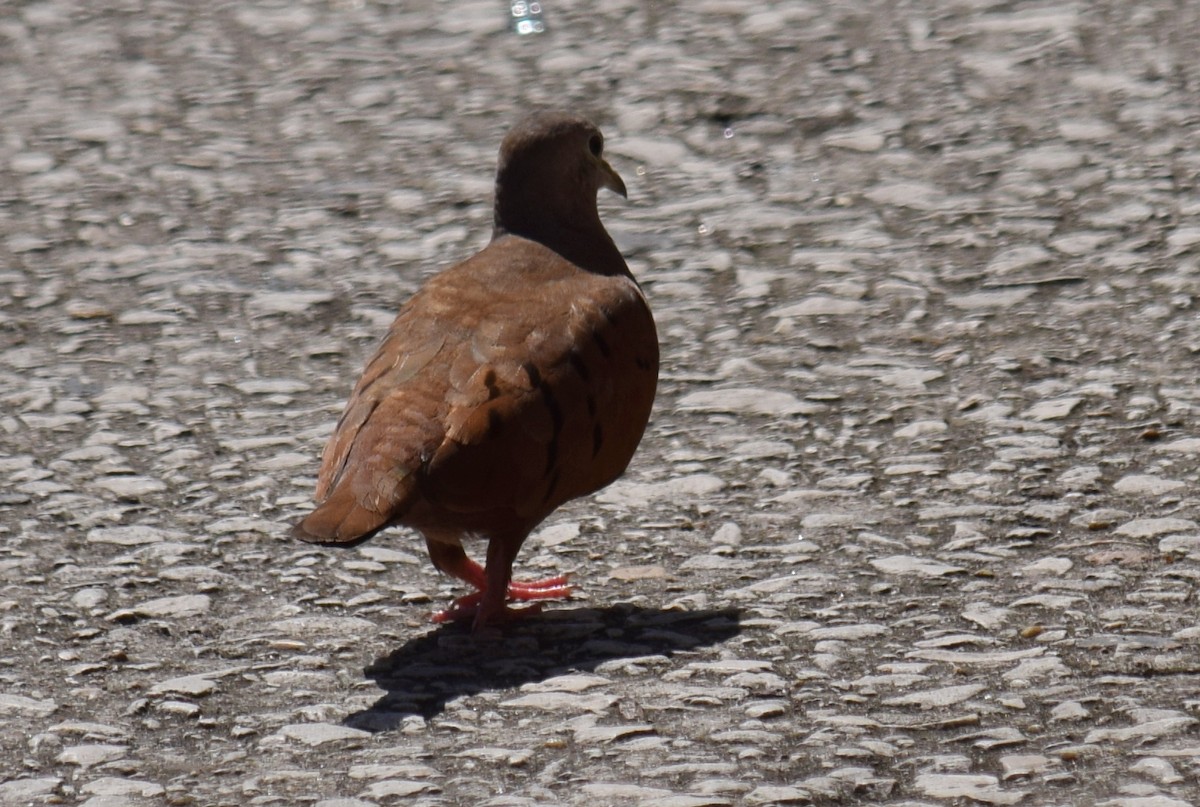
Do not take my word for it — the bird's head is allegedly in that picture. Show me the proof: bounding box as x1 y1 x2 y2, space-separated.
493 110 627 243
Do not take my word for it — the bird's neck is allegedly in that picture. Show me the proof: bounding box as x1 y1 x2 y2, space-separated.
493 188 627 276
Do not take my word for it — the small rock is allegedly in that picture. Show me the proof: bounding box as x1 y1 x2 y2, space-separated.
87 525 186 545
894 420 949 438
235 378 311 395
1112 475 1186 496
769 295 867 317
131 594 211 619
597 474 725 507
999 754 1054 779
914 773 1026 805
0 694 58 716
57 744 128 768
92 476 167 498
500 693 617 713
247 290 335 315
1050 701 1090 721
677 388 818 416
1084 716 1196 744
149 675 219 697
608 564 667 580
277 723 372 747
521 674 611 693
870 555 964 577
531 521 580 547
573 721 656 744
0 778 62 801
744 784 811 805
1021 397 1082 421
1129 757 1183 784
1114 518 1197 538
882 683 986 708
358 780 439 799
80 777 166 797
1158 437 1200 455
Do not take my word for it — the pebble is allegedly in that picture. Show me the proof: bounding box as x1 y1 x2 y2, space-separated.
676 388 818 416
1112 475 1186 495
148 674 220 697
276 723 372 747
914 773 1026 805
643 797 731 807
769 296 868 317
1129 757 1184 785
0 694 58 716
1085 716 1197 745
87 525 187 545
863 182 947 211
521 674 611 693
57 744 128 768
882 684 986 709
358 780 439 798
1021 397 1082 421
743 785 810 805
0 778 62 801
596 474 725 507
870 555 964 577
91 476 167 498
130 594 211 619
500 693 617 713
1114 518 1197 539
79 777 166 798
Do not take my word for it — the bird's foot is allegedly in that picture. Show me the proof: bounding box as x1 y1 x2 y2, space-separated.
429 576 571 628
430 592 545 627
506 573 572 600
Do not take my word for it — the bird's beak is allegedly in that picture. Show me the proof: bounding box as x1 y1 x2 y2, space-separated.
599 159 628 199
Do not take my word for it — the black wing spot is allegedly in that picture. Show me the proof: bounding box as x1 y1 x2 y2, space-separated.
568 350 591 381
483 369 500 399
592 423 604 457
541 384 564 477
523 361 542 388
593 332 611 359
487 407 504 438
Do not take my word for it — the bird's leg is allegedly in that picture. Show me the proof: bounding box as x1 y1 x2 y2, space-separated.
424 535 570 600
424 538 486 624
423 534 571 629
424 537 487 588
473 534 537 631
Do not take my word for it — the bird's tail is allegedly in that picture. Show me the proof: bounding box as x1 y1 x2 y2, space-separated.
290 486 390 548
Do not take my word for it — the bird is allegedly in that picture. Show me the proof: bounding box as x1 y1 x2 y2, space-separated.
292 110 659 632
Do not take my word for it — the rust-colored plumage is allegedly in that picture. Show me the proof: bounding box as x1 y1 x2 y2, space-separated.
292 111 659 631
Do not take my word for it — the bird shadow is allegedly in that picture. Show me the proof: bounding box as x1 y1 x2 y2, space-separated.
344 604 743 732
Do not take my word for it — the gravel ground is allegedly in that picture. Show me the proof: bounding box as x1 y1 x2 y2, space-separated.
2 1 1200 805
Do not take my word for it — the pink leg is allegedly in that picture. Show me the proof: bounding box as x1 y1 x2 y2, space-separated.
424 536 571 629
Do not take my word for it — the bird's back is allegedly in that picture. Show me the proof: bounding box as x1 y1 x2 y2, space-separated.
293 234 658 545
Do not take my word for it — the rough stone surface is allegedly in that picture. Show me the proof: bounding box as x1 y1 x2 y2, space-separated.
2 2 1200 805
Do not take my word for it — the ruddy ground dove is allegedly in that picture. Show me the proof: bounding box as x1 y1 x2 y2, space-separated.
292 110 659 631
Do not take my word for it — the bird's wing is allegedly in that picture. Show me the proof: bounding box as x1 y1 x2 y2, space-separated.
421 240 658 524
294 239 655 545
294 284 457 544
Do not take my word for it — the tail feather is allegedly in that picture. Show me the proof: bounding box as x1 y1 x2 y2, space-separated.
291 487 391 548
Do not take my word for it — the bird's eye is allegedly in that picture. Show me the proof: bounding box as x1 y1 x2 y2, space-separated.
588 134 603 157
